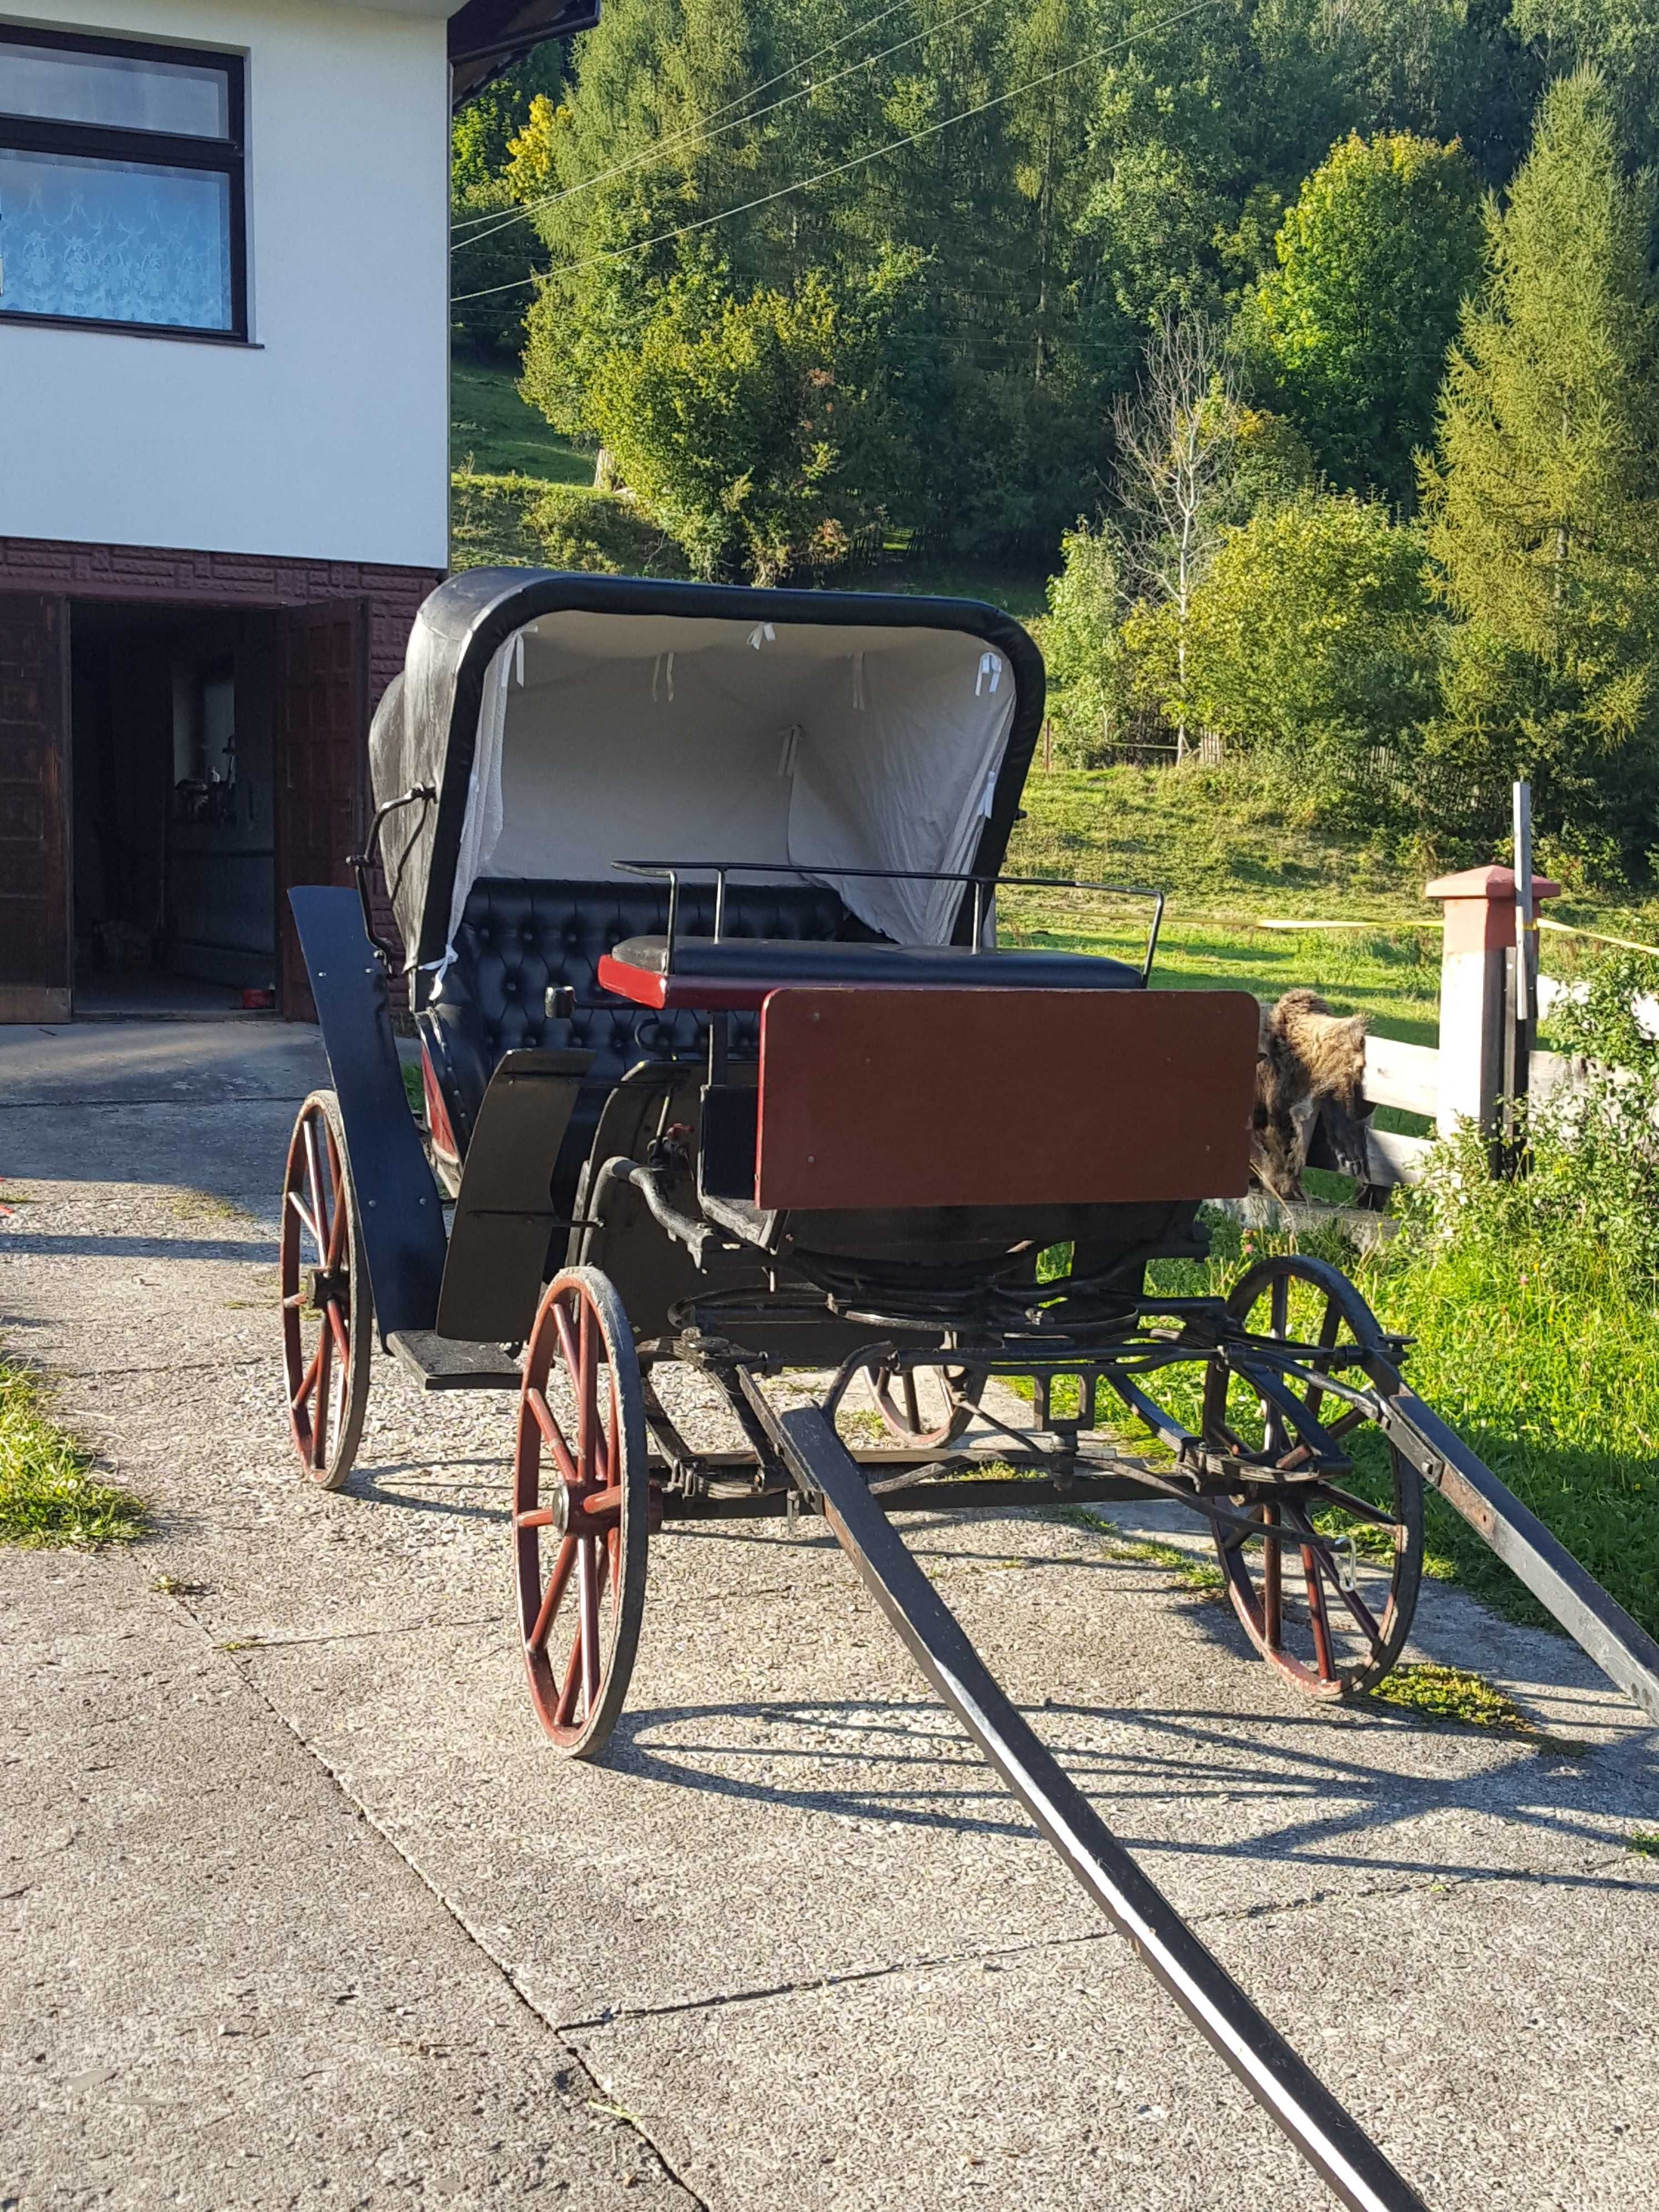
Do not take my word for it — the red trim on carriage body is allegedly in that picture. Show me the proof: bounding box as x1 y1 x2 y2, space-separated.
753 986 1260 1211
597 953 776 1012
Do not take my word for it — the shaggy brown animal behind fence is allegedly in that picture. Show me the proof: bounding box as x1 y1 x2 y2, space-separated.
1252 989 1373 1202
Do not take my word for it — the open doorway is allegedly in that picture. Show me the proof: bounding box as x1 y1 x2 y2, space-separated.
70 602 279 1018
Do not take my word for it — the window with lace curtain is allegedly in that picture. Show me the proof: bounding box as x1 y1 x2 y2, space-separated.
0 24 245 338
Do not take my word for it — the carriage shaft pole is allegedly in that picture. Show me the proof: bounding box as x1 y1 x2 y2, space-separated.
739 1380 1429 2212
1369 1374 1659 1725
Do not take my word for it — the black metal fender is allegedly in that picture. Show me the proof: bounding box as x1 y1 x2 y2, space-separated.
288 887 447 1344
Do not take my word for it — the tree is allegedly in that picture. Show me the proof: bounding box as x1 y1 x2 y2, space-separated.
1236 132 1486 504
452 44 566 195
1419 67 1659 872
1510 0 1659 166
1040 520 1136 760
574 269 892 582
1125 494 1439 804
450 46 566 359
1111 315 1241 758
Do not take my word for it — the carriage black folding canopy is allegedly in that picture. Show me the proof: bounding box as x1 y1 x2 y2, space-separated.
369 566 1048 986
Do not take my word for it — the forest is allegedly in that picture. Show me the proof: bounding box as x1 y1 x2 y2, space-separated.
450 1 1659 883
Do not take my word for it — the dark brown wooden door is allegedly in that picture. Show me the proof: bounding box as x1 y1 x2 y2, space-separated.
0 592 71 1021
274 600 368 1020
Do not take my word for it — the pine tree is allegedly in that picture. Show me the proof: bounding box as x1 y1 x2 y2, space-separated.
1419 67 1659 874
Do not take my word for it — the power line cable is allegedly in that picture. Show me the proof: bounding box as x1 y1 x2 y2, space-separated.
454 0 987 243
452 0 1218 303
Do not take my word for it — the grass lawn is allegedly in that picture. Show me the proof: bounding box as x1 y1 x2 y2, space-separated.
0 1359 144 1547
1006 762 1659 1049
451 357 591 485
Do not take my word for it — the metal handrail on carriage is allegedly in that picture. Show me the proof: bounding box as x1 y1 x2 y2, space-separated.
278 569 1659 2212
611 856 1167 981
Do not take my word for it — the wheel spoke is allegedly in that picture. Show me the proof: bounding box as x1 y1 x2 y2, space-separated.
1304 1534 1385 1645
553 1622 584 1727
286 1187 322 1248
311 1330 334 1468
578 1536 601 1713
325 1298 350 1370
1301 1542 1336 1680
302 1119 330 1264
1260 1502 1283 1651
291 1338 323 1416
577 1303 597 1478
527 1388 581 1489
324 1167 349 1269
1311 1479 1403 1529
902 1370 922 1431
1302 1294 1341 1427
528 1535 577 1655
551 1295 582 1390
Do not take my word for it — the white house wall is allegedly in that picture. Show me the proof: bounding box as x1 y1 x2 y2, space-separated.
0 0 450 568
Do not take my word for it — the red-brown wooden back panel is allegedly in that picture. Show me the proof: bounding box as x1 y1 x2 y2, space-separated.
755 988 1259 1211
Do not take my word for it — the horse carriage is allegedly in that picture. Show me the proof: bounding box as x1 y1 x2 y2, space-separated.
281 569 1659 2212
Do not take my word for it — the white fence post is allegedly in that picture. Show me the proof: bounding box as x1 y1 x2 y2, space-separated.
1425 863 1561 1140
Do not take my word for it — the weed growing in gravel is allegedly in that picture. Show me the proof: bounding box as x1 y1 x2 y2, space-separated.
1371 1662 1531 1731
0 1363 145 1548
169 1189 251 1223
1628 1829 1659 1858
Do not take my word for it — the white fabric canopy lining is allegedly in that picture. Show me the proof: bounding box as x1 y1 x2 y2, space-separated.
440 610 1017 957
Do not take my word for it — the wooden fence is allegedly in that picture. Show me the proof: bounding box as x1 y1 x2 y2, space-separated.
1353 866 1585 1189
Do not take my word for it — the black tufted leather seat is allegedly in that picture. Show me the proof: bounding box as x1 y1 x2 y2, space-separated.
417 877 875 1207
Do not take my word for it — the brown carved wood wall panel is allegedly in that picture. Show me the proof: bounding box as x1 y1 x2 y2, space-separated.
275 600 368 1020
0 591 70 1018
0 536 439 1018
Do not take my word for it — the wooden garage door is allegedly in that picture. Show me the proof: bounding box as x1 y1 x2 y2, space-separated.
0 592 71 1022
274 600 368 1020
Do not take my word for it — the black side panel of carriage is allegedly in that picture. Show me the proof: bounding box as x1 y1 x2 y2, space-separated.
289 887 447 1343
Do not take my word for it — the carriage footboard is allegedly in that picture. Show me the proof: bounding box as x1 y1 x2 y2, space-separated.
736 1371 1429 2212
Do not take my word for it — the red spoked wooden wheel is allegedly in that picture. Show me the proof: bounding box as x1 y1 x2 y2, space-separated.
871 1361 987 1448
514 1267 651 1757
279 1090 373 1490
1201 1254 1422 1698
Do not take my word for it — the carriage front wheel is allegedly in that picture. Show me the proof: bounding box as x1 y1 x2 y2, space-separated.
279 1090 373 1490
1200 1254 1422 1698
513 1267 651 1757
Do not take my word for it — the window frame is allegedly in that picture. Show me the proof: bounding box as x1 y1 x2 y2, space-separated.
0 21 248 343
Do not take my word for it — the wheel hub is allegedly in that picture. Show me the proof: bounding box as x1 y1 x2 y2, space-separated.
306 1266 345 1313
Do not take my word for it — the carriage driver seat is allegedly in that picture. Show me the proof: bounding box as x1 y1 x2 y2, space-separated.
416 876 878 1209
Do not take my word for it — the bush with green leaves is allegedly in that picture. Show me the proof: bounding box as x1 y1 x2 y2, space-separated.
1123 493 1439 804
534 268 898 583
524 484 687 577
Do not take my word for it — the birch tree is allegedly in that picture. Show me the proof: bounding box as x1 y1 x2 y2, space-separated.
1112 315 1242 759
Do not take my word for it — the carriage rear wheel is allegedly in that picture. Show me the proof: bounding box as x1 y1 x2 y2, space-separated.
513 1267 651 1757
871 1362 987 1449
1200 1254 1422 1698
279 1090 373 1490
